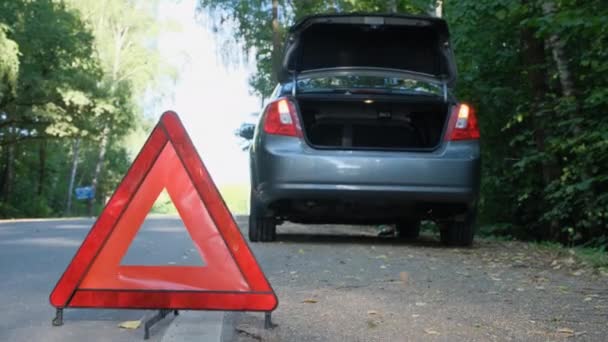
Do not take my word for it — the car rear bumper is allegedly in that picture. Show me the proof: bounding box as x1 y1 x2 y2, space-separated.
257 182 477 204
252 136 480 212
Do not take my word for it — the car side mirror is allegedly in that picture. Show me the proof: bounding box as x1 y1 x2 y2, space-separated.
237 123 255 140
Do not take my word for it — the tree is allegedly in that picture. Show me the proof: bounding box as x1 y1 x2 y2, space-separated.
0 0 102 206
445 0 608 245
65 0 167 214
0 0 168 218
0 24 19 102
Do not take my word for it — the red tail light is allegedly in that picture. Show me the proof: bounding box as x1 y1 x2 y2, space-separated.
446 103 480 141
262 98 302 137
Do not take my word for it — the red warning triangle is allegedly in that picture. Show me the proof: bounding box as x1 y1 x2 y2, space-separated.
50 112 277 311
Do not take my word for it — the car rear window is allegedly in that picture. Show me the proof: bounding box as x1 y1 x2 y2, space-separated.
283 75 442 96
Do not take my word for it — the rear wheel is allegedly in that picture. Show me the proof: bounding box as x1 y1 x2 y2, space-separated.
396 219 421 239
248 193 276 242
439 210 476 247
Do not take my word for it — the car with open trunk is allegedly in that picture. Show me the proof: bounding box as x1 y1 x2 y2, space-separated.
246 14 480 246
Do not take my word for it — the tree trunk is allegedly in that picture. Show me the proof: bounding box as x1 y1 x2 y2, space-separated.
271 0 281 84
65 137 80 216
37 141 46 196
0 142 14 201
542 1 575 98
87 24 125 216
428 0 443 17
389 0 398 13
434 0 443 17
88 127 109 216
331 0 339 12
520 13 560 240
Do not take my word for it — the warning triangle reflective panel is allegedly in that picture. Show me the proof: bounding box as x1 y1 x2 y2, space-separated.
49 112 277 311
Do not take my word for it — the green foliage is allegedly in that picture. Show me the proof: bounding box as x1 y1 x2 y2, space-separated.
445 0 608 246
0 0 102 139
151 190 177 214
0 24 20 100
218 184 250 215
0 0 168 218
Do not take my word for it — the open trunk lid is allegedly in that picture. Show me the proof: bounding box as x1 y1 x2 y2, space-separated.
280 14 457 86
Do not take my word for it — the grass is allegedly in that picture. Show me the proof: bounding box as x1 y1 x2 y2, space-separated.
479 234 608 270
217 184 250 215
149 183 250 216
533 241 608 269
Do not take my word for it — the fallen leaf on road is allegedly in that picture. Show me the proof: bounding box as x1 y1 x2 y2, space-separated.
557 328 575 336
564 257 575 265
302 299 318 304
235 324 263 341
367 310 378 316
375 255 388 260
298 248 305 254
367 319 379 328
400 272 409 286
424 328 440 335
118 320 141 329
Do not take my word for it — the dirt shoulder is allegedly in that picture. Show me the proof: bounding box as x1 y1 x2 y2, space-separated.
228 222 608 341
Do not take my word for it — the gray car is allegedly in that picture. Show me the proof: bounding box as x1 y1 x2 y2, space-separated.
246 14 480 246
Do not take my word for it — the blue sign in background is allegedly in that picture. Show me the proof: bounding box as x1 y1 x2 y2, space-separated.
75 186 94 200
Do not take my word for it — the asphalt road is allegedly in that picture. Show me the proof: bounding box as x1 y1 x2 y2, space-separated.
0 217 200 341
1 217 607 341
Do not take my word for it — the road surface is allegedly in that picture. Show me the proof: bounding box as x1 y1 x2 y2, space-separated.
1 217 606 341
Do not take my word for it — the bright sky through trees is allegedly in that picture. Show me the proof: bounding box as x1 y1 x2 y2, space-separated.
156 0 259 185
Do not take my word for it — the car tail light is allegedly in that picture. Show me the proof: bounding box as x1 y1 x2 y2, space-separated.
262 98 302 137
446 103 480 141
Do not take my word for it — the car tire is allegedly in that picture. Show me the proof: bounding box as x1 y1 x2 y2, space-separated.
439 211 476 247
396 220 420 239
248 193 276 242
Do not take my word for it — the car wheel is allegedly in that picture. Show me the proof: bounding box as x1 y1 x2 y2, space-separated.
439 210 476 247
248 193 276 242
396 220 420 239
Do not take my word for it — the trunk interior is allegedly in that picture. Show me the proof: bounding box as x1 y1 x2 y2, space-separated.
296 97 450 150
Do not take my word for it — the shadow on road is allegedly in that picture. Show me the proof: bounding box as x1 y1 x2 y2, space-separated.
274 232 452 248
